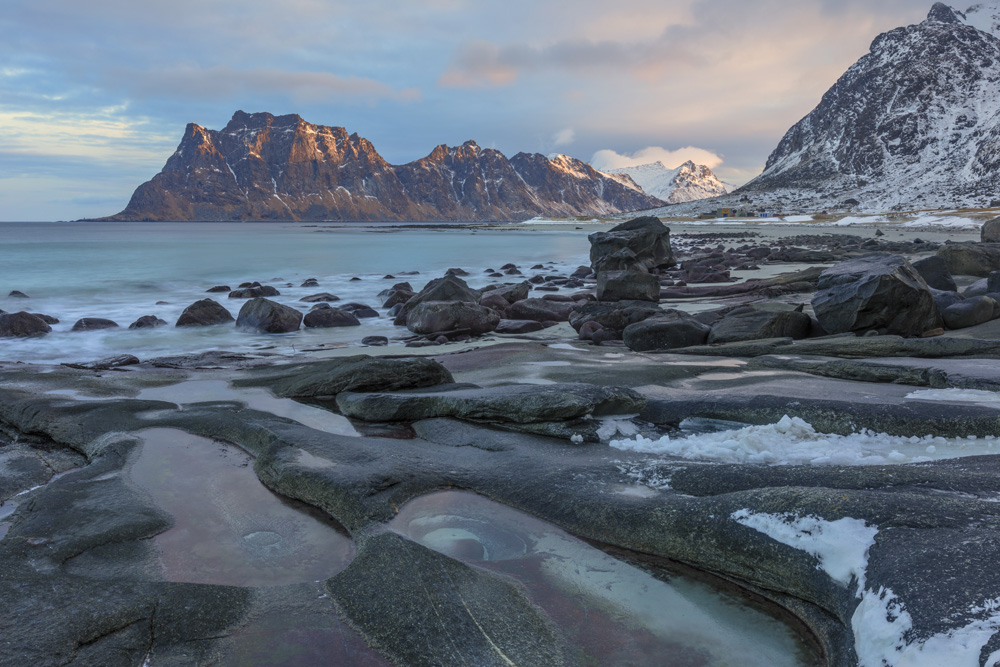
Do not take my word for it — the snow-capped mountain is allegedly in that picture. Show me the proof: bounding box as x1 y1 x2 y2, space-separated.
600 161 730 204
735 2 1000 212
101 111 664 222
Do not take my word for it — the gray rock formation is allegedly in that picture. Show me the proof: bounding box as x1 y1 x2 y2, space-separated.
623 312 711 352
589 217 675 272
812 254 941 336
0 312 51 338
405 301 500 336
708 305 812 345
175 299 235 327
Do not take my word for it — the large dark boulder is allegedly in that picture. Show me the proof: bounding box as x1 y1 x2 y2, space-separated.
596 270 660 302
812 254 941 336
568 301 665 334
593 248 645 273
128 315 168 330
937 243 1000 277
176 299 235 327
232 355 454 398
0 312 51 337
911 255 957 292
507 298 576 323
71 318 119 332
982 217 1000 243
589 216 675 271
623 311 711 352
303 306 361 328
235 298 303 333
942 296 998 330
707 305 812 345
406 301 500 336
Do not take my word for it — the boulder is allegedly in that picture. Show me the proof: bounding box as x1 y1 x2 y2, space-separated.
232 355 454 398
593 248 645 273
596 270 660 302
707 305 812 345
31 314 59 324
942 296 998 330
176 299 235 327
62 354 140 370
229 285 281 299
623 312 711 352
128 315 168 330
71 318 119 332
479 281 531 305
568 301 666 334
812 254 941 336
981 216 1000 243
495 319 545 334
300 292 341 303
478 293 511 316
937 243 1000 277
7 290 29 298
0 312 51 337
303 306 361 328
339 303 379 318
381 290 414 309
361 336 389 347
929 289 964 313
963 279 989 298
235 298 303 334
406 301 500 336
395 275 481 324
205 285 231 293
507 298 576 323
589 216 675 271
911 255 957 292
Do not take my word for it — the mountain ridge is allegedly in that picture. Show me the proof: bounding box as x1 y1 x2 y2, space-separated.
599 160 731 204
101 111 664 222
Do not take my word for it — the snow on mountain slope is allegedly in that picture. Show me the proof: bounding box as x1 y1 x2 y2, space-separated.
733 2 1000 212
599 160 730 204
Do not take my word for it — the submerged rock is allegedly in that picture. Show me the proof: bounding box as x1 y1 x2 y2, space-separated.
71 318 119 332
303 305 361 328
0 312 51 338
128 315 168 330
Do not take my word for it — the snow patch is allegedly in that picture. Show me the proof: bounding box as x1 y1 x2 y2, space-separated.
731 509 877 590
905 388 1000 404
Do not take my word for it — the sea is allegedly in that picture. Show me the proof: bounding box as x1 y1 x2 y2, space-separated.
0 221 595 364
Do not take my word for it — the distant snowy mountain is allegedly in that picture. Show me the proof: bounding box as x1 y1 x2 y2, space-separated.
598 160 730 204
734 1 1000 212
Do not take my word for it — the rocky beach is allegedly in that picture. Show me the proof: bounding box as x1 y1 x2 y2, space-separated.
4 216 1000 665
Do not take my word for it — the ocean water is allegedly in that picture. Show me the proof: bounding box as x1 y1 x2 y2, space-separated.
0 222 592 363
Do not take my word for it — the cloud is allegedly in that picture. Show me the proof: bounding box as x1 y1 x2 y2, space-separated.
590 146 724 171
109 65 421 106
552 128 575 147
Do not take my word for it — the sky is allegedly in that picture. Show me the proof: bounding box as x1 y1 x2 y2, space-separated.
0 0 941 221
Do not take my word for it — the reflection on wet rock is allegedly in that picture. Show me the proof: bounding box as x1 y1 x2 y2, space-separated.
391 491 817 667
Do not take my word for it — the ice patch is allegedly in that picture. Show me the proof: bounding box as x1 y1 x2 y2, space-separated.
731 510 876 590
595 417 640 441
905 388 1000 405
610 415 999 466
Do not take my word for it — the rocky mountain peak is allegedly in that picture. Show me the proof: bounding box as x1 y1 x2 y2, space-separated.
598 160 728 204
928 2 965 23
102 112 664 222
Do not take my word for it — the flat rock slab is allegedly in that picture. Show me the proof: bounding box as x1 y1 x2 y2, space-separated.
233 355 455 398
671 334 1000 359
337 382 647 424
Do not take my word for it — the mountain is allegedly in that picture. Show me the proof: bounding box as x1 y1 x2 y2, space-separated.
734 2 1000 212
599 161 730 204
103 111 664 222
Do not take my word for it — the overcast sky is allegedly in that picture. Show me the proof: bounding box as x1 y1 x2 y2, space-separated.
1 0 940 220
